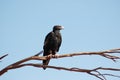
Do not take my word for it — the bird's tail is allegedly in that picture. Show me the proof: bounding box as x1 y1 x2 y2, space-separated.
43 59 50 70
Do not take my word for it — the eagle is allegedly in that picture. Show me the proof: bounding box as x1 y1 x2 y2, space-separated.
43 25 63 70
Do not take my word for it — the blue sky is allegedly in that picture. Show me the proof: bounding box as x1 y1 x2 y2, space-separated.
0 0 120 80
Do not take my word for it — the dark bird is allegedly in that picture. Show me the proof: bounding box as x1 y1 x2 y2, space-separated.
43 25 63 70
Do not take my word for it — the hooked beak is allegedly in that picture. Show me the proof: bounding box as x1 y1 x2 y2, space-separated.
60 26 64 30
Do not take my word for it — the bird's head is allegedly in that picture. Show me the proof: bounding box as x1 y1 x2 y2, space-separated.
53 25 64 31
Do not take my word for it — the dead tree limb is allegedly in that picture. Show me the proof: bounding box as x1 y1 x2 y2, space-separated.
2 63 120 80
0 54 8 60
0 48 120 80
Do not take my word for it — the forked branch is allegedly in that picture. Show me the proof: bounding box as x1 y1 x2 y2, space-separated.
0 48 120 80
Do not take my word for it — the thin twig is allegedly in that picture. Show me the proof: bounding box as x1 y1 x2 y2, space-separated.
0 54 8 60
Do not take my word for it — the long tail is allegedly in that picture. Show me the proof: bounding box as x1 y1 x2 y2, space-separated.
43 59 50 70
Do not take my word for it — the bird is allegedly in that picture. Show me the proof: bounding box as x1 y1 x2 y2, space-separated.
43 25 63 70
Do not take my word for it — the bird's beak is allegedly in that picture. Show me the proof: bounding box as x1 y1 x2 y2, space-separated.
61 26 64 30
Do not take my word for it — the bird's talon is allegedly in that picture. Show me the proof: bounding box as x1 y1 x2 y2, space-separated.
47 54 52 59
53 55 58 58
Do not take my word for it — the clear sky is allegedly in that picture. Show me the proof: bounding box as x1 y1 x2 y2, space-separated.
0 0 120 80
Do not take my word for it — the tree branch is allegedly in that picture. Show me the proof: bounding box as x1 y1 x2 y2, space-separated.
2 63 120 80
0 54 8 61
0 48 120 80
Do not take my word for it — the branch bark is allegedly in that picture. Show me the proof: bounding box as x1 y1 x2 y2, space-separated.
0 48 120 80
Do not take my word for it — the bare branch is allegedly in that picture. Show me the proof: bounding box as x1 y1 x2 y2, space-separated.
34 50 43 56
0 54 8 60
30 48 120 61
2 63 120 80
102 74 120 78
0 48 120 80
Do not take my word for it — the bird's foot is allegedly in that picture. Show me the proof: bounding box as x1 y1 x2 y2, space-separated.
47 54 53 59
52 54 59 58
